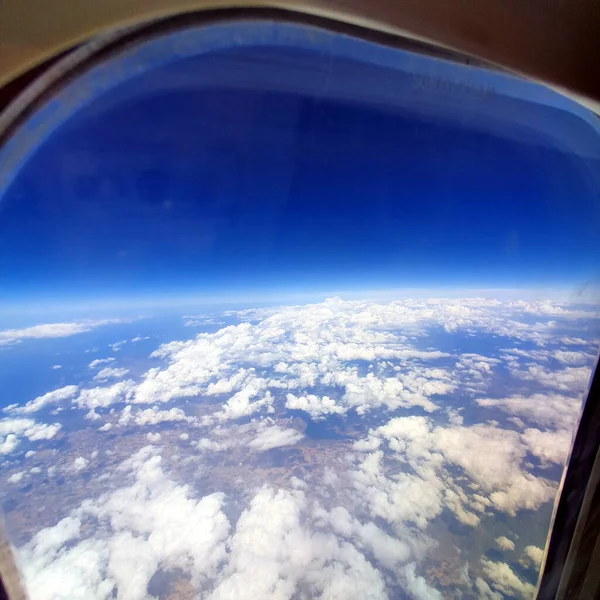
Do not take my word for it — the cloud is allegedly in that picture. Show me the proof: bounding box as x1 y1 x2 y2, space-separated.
521 428 573 466
476 393 582 431
0 417 61 455
208 486 389 600
75 380 136 410
495 536 515 552
17 385 79 414
402 562 443 600
285 393 345 419
480 559 536 599
511 365 592 394
247 425 304 451
20 447 231 600
8 471 25 483
133 407 189 426
93 367 130 381
0 434 20 454
520 545 544 569
352 415 558 522
73 457 89 471
192 420 304 454
89 358 115 368
0 319 124 346
7 296 596 599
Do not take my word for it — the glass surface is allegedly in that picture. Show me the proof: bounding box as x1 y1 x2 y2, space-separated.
1 20 599 600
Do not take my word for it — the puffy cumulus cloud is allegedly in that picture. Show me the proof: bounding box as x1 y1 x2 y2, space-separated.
521 428 573 467
501 348 595 366
474 577 503 600
476 393 582 431
511 364 592 395
351 449 445 530
352 415 558 523
20 447 230 600
0 434 20 454
402 562 443 600
247 425 304 452
455 354 501 391
495 536 515 552
121 297 595 426
133 406 190 426
93 367 130 381
208 486 390 600
89 357 115 368
8 471 25 483
0 318 124 346
129 299 464 414
73 457 89 471
324 505 412 569
193 419 304 454
285 393 344 419
75 380 136 411
15 385 79 414
337 370 450 415
520 545 544 569
480 559 536 599
0 417 61 455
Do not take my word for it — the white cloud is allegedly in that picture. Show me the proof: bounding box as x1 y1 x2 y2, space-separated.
8 296 596 599
481 559 535 599
89 357 115 368
0 417 61 455
73 457 89 471
511 365 592 394
208 485 389 600
20 447 231 600
353 415 558 522
0 433 20 454
18 385 79 414
521 545 544 569
0 319 123 346
495 536 515 552
285 393 344 419
75 380 136 410
476 393 582 431
93 367 130 381
521 428 573 466
247 425 304 451
8 471 25 483
133 406 189 426
402 562 443 600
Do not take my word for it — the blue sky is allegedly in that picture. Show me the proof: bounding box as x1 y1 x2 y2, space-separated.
0 25 599 311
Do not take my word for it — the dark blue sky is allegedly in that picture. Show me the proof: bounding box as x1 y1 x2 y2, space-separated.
1 25 599 309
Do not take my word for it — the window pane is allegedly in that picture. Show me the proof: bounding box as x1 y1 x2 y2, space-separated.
1 20 599 600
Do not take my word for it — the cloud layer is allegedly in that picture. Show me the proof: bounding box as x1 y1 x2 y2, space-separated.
1 296 598 599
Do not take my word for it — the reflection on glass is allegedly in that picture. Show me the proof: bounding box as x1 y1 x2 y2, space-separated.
0 20 599 600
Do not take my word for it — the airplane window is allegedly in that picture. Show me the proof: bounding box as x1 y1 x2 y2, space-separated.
0 18 599 600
